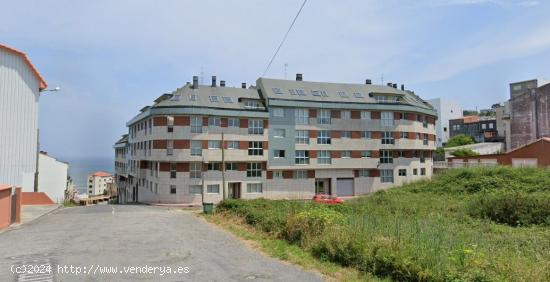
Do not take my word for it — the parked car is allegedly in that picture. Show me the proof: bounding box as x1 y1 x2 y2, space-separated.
312 194 344 204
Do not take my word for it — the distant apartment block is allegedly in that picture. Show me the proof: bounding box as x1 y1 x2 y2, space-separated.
449 115 498 143
426 98 463 147
88 172 113 196
114 75 437 204
38 152 69 203
0 44 47 192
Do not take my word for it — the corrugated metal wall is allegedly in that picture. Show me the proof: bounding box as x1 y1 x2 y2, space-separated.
0 49 40 191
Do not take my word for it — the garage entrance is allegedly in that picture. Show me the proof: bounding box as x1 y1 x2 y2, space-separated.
336 178 354 197
315 179 331 195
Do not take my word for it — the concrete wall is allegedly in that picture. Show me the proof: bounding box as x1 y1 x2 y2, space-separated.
38 153 68 203
448 139 550 166
0 49 40 192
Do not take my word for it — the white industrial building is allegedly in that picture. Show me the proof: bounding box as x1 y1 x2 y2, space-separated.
427 98 463 147
38 152 69 203
0 44 47 191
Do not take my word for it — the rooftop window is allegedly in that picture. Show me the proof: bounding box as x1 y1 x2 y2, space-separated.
337 91 349 98
190 94 198 101
296 89 306 96
375 95 399 103
312 90 321 97
209 96 219 102
222 96 234 103
353 92 364 98
272 88 284 95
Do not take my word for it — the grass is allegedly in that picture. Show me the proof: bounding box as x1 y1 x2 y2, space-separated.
62 199 78 207
213 167 550 281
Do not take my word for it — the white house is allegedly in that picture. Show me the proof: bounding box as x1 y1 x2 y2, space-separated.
87 172 113 196
0 44 47 191
427 98 463 147
38 152 69 203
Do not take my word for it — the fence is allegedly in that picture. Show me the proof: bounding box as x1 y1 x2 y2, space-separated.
0 185 21 229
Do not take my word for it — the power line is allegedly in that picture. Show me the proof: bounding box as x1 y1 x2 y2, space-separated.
261 0 308 77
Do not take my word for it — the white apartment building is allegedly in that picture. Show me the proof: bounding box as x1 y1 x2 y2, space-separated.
115 75 437 204
427 98 463 147
0 44 47 191
87 172 113 196
38 152 69 203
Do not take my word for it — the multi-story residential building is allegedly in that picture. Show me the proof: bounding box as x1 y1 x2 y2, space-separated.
114 134 130 203
0 44 47 192
115 75 437 204
87 172 113 196
449 115 498 143
426 98 463 147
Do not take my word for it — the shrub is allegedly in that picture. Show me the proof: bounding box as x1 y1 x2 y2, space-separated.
445 134 475 148
451 148 479 157
467 191 550 226
284 206 344 246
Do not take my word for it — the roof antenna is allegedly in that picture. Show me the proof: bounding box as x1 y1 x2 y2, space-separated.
381 74 384 85
200 66 204 85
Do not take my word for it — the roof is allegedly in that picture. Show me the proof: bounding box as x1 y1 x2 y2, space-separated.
91 171 112 177
256 77 434 110
115 134 128 145
463 115 480 123
0 44 48 90
152 83 265 110
448 137 550 159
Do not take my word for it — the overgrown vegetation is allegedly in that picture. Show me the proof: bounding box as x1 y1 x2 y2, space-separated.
445 134 475 148
215 167 550 281
450 148 479 157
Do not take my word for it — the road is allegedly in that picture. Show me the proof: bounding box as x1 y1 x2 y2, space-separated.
0 205 321 282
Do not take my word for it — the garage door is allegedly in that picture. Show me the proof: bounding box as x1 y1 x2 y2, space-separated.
337 179 354 197
512 158 538 167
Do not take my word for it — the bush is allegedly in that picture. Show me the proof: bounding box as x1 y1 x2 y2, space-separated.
445 134 475 148
451 148 479 157
467 191 550 226
284 206 344 245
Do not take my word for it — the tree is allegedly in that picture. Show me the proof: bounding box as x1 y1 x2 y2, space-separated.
445 134 475 148
451 148 479 157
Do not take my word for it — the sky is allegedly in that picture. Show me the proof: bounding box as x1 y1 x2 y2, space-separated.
1 0 550 159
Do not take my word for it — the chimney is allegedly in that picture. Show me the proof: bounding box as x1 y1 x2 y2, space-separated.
211 76 217 87
365 79 372 85
220 80 226 87
401 84 405 91
296 73 303 81
392 83 397 89
192 76 198 89
242 83 247 89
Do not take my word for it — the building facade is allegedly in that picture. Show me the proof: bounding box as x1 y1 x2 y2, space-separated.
87 172 113 196
449 115 498 143
115 75 437 204
426 98 463 147
37 152 69 203
0 44 47 192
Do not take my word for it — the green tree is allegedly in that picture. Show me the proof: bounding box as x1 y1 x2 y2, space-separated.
451 148 479 157
445 134 475 148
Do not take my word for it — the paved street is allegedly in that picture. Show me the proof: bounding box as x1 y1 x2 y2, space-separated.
0 205 320 282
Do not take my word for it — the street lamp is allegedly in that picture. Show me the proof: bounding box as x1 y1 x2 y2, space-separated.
41 86 61 93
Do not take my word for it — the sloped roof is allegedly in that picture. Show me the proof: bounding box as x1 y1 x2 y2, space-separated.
0 43 48 90
91 171 112 177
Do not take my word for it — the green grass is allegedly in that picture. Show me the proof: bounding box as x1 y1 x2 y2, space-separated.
214 167 550 281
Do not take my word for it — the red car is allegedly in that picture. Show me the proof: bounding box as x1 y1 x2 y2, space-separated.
312 194 344 204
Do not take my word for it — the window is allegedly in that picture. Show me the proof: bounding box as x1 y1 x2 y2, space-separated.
189 185 202 195
353 92 364 98
191 116 202 133
361 111 371 120
295 150 310 164
337 91 349 98
272 88 283 95
170 185 177 194
295 109 309 124
208 117 221 127
167 116 174 133
318 150 331 164
288 89 297 95
312 90 321 96
361 151 372 158
248 141 263 156
400 132 407 139
190 163 201 179
421 168 426 176
381 169 394 183
398 112 406 120
413 168 418 175
423 116 428 128
227 141 239 150
190 94 198 101
207 184 220 194
398 169 406 176
247 183 263 193
380 150 393 164
225 163 237 171
398 150 405 158
167 140 174 156
170 162 177 179
273 171 283 179
295 130 309 144
209 96 219 102
247 162 262 177
245 100 262 109
207 163 221 171
362 131 372 139
223 96 233 103
296 89 306 96
228 118 239 127
381 111 394 126
423 134 429 146
317 130 331 145
482 123 487 130
272 108 284 117
191 140 202 156
341 110 351 119
294 170 307 179
273 129 285 138
382 131 395 145
248 119 264 135
489 123 494 129
358 169 369 177
341 131 351 138
317 109 331 124
341 151 351 158
208 140 221 149
273 150 285 158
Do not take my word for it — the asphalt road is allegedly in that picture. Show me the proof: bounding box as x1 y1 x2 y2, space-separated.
0 205 321 282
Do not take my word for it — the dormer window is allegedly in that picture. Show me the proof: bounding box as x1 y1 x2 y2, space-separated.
190 94 198 101
375 95 399 103
245 100 262 109
209 96 219 102
353 92 364 98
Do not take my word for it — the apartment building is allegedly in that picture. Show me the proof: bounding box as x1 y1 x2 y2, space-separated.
449 115 498 142
426 98 463 147
87 172 113 196
115 75 437 204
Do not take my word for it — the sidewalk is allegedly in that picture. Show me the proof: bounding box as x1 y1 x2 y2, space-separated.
21 204 61 224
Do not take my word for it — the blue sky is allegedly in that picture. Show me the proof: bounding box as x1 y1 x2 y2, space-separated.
1 0 549 158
